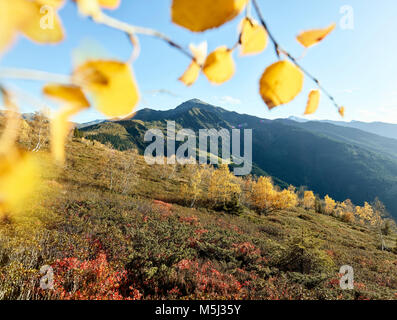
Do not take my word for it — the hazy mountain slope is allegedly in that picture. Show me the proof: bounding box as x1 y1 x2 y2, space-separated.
278 119 397 160
286 117 397 141
324 120 397 141
82 99 397 218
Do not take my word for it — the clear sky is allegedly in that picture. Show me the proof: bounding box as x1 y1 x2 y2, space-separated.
1 0 397 124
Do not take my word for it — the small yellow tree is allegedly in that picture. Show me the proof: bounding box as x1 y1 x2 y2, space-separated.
303 191 316 210
208 164 241 206
324 195 336 215
274 186 298 210
355 202 382 226
250 178 297 214
250 176 275 214
181 164 205 207
337 199 355 223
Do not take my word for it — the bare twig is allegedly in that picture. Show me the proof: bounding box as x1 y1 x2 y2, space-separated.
93 12 195 62
0 68 71 84
251 0 280 58
251 0 340 110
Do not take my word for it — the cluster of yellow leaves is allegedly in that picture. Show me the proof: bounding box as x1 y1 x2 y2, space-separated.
173 1 341 116
0 150 40 216
335 200 355 223
43 60 139 162
0 0 141 218
0 0 135 164
0 0 65 56
303 190 316 209
0 0 122 56
0 91 41 218
180 164 208 207
208 164 241 205
44 85 88 162
0 1 347 217
324 195 336 214
73 60 139 117
179 44 236 86
250 176 297 214
355 202 382 226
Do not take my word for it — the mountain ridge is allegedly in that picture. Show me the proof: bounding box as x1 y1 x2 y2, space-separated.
81 99 397 219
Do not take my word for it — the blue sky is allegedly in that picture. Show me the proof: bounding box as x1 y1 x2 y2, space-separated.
1 0 397 123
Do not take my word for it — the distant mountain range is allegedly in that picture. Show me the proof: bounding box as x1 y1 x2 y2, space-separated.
287 116 397 141
81 99 397 219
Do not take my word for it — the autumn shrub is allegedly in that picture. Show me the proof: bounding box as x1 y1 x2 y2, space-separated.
208 164 242 211
341 211 355 223
324 195 336 215
258 224 285 239
175 259 245 299
48 253 142 300
250 177 297 215
303 191 316 210
213 193 244 215
275 234 335 275
315 197 325 214
123 213 197 298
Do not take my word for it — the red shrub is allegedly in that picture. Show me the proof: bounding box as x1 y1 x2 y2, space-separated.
176 259 246 299
50 253 142 300
153 200 173 218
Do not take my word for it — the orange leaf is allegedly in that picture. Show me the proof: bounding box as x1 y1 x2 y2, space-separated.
304 90 320 115
297 23 336 48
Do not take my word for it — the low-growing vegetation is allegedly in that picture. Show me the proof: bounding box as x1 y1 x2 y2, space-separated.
0 118 396 300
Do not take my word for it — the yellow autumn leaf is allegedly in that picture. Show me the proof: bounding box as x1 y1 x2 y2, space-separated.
240 17 268 55
45 84 90 163
296 23 336 48
0 88 20 155
179 62 201 86
36 0 65 8
74 0 120 17
0 0 35 56
73 60 139 117
203 47 235 84
338 106 345 117
178 42 207 86
20 1 64 44
51 104 87 163
171 0 248 32
0 150 40 215
98 0 120 9
43 84 90 108
304 90 320 115
259 60 304 109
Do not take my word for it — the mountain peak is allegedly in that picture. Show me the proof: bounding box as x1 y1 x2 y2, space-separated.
175 99 212 111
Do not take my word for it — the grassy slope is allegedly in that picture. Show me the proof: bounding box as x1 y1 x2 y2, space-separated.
81 103 397 219
1 137 396 300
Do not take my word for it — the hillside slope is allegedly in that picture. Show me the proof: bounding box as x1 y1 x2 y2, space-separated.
82 99 397 219
1 136 396 300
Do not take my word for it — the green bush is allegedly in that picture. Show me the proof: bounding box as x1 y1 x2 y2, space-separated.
275 233 335 274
